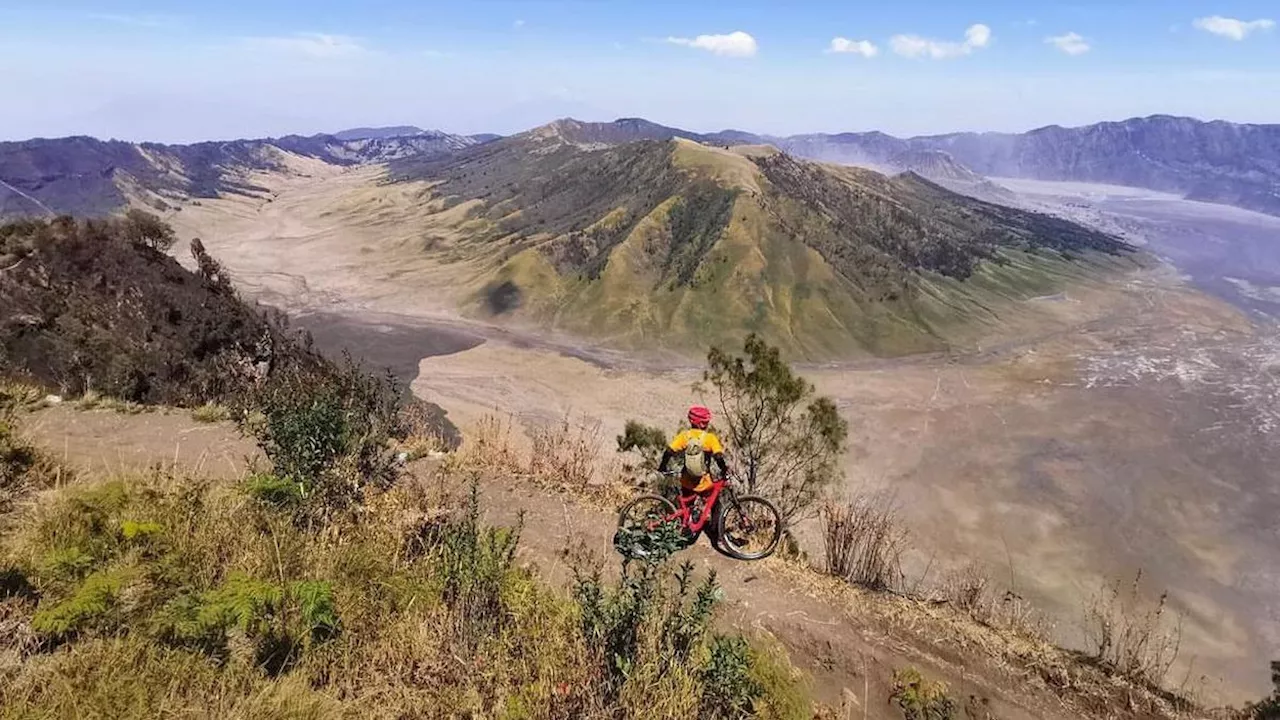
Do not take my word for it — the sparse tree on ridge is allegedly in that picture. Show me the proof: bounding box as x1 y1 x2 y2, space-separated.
698 333 847 524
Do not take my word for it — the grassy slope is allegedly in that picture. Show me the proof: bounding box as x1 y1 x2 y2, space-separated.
0 392 811 720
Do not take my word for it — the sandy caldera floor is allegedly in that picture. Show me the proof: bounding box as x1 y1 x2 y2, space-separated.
156 159 1280 701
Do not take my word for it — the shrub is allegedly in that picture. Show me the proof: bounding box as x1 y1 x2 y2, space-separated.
616 419 668 474
1244 662 1280 720
700 333 847 524
243 473 305 508
891 667 956 720
242 355 401 524
701 635 764 719
820 493 908 592
1082 570 1182 686
431 480 521 649
120 209 177 253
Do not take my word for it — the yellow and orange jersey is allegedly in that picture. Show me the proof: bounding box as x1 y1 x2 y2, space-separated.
667 428 725 456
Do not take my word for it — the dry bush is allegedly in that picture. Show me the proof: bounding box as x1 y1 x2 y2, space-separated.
0 399 65 515
397 398 460 454
820 493 909 592
77 390 150 415
528 413 601 488
0 379 48 411
449 412 522 476
937 563 1051 643
1083 570 1183 685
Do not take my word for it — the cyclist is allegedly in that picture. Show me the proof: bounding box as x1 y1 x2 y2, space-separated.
658 405 730 501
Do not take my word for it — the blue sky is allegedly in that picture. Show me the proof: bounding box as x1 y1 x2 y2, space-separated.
1 0 1278 142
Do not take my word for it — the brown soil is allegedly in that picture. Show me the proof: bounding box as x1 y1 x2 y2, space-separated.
21 405 260 478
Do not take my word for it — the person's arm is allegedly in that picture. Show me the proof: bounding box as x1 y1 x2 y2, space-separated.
660 432 686 473
708 434 730 476
658 447 677 473
712 452 729 476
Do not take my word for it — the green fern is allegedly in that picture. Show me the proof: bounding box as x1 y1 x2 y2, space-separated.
32 567 132 636
200 574 285 636
120 520 163 541
291 580 339 640
38 546 96 581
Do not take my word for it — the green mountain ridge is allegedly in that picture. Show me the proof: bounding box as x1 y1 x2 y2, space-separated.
391 131 1141 358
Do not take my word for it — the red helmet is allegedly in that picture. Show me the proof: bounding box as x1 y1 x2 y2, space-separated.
688 405 712 429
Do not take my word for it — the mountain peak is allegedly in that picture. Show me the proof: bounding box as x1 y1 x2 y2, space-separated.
333 126 434 141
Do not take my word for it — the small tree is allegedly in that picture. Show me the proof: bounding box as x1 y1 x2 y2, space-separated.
616 420 668 472
120 209 177 253
699 333 847 523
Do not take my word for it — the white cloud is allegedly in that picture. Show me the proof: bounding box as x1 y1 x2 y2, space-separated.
966 24 992 48
891 23 991 59
242 33 366 58
666 31 758 57
827 37 878 57
514 19 525 28
1046 31 1090 55
1193 16 1275 40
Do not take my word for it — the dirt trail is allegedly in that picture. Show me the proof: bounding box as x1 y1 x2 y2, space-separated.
17 405 1176 720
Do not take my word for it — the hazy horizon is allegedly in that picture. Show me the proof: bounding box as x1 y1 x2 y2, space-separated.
4 110 1279 146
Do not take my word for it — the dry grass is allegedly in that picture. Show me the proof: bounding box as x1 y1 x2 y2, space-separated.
1 400 67 515
395 400 456 458
820 493 909 592
451 412 523 476
0 379 49 412
936 563 1052 643
1083 570 1183 686
76 390 151 415
191 402 231 424
447 412 631 509
528 413 601 488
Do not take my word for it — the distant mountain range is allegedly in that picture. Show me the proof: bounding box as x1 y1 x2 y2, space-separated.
531 115 1280 217
0 130 490 217
2 114 1277 219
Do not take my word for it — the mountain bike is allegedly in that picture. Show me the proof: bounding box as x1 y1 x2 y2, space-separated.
616 470 783 560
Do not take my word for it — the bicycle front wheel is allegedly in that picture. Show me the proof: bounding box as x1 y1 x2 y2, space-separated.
718 495 782 560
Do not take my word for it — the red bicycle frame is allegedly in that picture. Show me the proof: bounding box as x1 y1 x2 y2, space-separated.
672 477 728 534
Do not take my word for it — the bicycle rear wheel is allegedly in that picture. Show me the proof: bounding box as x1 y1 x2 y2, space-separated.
615 495 685 560
717 495 782 560
616 495 678 531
